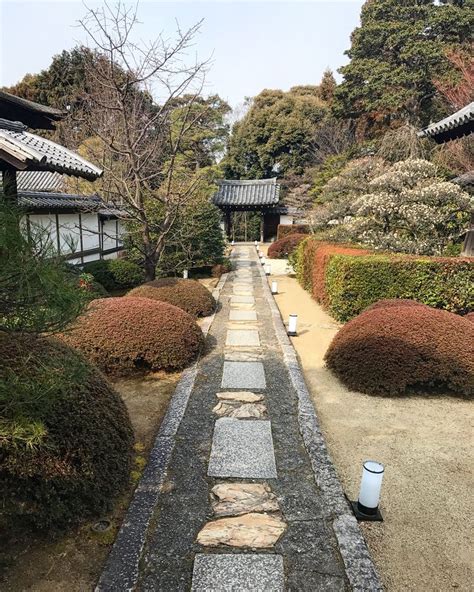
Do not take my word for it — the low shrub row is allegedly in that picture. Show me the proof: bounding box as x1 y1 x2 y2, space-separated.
294 237 473 321
277 224 310 240
268 233 307 259
83 259 144 292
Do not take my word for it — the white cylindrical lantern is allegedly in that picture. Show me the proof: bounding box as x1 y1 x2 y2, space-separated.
271 281 278 294
183 269 189 279
288 314 298 336
261 256 266 266
254 240 258 247
357 461 384 515
265 264 271 276
231 240 235 246
258 251 262 258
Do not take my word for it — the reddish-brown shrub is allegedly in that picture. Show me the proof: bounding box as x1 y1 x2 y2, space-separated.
277 224 310 240
312 243 371 306
325 306 474 396
268 234 307 259
127 278 215 317
363 298 428 313
465 312 474 323
59 297 203 375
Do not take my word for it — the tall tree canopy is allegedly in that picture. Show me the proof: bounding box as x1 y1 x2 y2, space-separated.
224 84 329 179
333 0 473 134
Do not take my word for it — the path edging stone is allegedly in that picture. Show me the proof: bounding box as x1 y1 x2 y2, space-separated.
256 259 382 592
95 273 228 592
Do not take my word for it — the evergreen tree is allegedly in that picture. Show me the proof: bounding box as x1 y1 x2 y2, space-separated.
333 0 473 134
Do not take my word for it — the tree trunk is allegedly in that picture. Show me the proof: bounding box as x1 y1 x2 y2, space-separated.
143 256 156 282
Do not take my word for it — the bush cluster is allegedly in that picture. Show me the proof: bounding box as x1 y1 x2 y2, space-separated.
0 332 133 529
59 297 203 375
212 259 232 278
277 224 310 240
326 255 474 321
325 305 474 397
83 259 144 292
268 233 307 259
292 236 319 291
128 278 215 317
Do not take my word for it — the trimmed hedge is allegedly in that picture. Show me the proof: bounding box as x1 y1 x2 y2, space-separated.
59 297 203 375
466 312 474 323
268 233 307 259
325 305 474 397
326 255 474 322
0 332 133 529
83 259 144 292
293 236 319 291
127 278 215 317
311 243 370 307
363 298 428 312
277 224 310 240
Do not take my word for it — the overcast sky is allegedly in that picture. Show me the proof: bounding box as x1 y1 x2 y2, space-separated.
0 1 363 109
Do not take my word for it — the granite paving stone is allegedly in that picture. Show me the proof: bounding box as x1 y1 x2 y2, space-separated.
191 554 284 592
208 418 277 478
229 310 258 322
225 329 260 347
221 361 266 389
230 295 255 304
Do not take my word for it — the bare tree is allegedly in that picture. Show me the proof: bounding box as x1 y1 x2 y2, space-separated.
78 2 212 280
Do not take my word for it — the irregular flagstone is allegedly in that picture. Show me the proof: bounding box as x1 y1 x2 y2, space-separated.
196 512 286 548
211 483 279 517
191 554 284 592
221 361 266 389
229 310 258 322
225 329 260 347
217 391 264 403
212 400 267 419
208 418 277 478
233 288 254 296
224 351 264 362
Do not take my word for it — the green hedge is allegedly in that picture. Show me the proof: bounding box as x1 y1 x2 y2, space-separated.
83 259 144 292
326 255 474 322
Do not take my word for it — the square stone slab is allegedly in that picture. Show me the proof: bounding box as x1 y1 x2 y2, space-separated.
230 295 255 305
208 418 277 478
226 330 260 347
191 554 284 591
233 288 254 297
221 361 266 389
229 310 258 322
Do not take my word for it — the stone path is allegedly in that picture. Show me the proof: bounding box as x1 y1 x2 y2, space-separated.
99 244 380 591
132 245 351 591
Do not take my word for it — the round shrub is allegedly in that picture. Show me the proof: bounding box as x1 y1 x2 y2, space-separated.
60 297 203 375
0 332 133 530
465 312 474 323
325 306 474 396
363 298 428 313
127 278 215 317
83 259 144 291
268 233 307 259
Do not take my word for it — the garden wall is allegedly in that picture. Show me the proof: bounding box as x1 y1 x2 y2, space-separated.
295 237 474 321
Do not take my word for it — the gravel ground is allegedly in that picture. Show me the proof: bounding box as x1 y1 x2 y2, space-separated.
269 269 473 592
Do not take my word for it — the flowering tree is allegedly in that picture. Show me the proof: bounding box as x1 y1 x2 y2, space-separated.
350 159 473 255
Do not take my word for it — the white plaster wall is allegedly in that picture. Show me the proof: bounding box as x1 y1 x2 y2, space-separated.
279 214 294 225
28 214 58 252
81 213 101 252
102 219 118 250
57 213 81 254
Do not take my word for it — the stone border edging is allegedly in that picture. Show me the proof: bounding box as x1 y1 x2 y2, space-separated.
256 261 382 592
95 273 229 592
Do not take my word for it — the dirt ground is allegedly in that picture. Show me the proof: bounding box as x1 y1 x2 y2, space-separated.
269 269 473 592
0 372 180 592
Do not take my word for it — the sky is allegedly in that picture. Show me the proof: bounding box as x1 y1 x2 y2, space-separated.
0 0 363 109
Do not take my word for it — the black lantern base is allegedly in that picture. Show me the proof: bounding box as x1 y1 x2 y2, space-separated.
350 500 383 522
287 331 297 337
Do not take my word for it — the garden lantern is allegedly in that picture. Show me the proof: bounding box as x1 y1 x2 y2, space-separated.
265 264 271 276
183 269 189 279
261 256 266 266
231 240 235 246
288 314 298 336
271 281 278 294
350 460 384 521
254 240 258 247
258 251 262 258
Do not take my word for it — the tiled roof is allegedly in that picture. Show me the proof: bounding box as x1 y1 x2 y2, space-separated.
17 170 65 191
419 102 474 143
0 118 103 180
213 178 280 208
0 90 64 130
17 190 103 211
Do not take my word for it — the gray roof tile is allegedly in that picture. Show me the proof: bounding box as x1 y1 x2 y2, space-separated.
419 102 474 143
